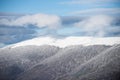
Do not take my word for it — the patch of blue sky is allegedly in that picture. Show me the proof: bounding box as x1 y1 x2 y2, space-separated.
57 26 83 36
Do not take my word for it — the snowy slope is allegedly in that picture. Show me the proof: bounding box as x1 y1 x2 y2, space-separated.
67 44 120 80
16 45 111 80
15 45 120 80
0 45 60 80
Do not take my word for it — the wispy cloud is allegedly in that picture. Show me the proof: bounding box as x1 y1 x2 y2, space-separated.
74 15 120 37
60 0 120 16
60 0 120 5
0 14 61 28
70 8 120 16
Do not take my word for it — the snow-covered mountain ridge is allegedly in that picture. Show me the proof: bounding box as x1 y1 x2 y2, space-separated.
0 37 120 80
2 36 120 48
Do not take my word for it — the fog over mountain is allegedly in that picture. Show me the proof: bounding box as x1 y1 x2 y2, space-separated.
0 37 120 80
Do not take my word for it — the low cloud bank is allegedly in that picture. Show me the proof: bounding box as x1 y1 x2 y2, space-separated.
0 14 120 47
74 15 120 37
0 14 61 28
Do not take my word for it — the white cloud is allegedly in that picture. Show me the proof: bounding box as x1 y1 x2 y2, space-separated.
0 14 61 28
70 8 120 16
6 36 120 48
74 15 119 37
60 0 119 5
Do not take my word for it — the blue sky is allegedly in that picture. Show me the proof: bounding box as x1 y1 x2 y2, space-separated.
0 0 120 16
0 0 71 15
0 0 120 47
